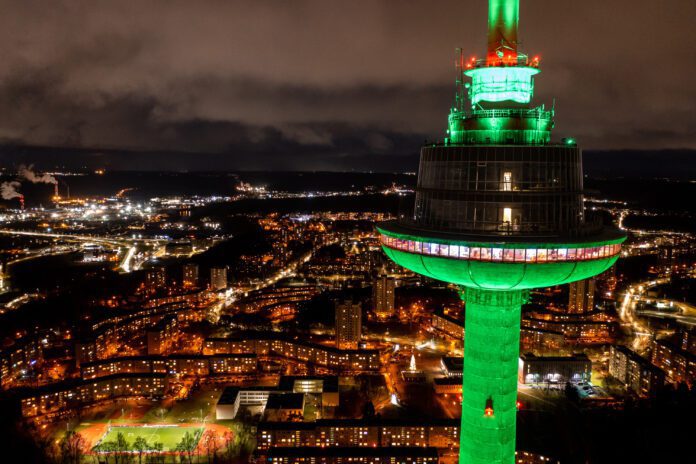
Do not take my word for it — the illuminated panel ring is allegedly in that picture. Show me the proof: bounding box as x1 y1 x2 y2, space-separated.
377 225 625 290
464 66 539 105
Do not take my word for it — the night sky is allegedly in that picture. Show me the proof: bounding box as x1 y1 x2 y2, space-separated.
0 0 694 170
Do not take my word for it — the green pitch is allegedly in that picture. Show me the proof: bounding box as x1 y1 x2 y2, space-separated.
95 426 203 452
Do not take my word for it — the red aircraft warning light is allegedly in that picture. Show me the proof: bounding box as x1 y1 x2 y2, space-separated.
484 397 495 417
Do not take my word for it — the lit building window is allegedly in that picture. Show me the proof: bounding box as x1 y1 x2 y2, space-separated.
502 172 512 191
381 235 620 264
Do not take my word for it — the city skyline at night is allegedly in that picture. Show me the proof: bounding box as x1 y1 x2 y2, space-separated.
0 1 694 464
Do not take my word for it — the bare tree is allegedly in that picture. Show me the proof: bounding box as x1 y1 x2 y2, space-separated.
221 431 235 463
201 429 222 463
35 432 59 464
59 430 86 464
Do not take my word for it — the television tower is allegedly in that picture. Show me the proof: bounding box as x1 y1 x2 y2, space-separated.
377 1 625 463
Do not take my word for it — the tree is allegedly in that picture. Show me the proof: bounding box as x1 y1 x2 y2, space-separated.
59 430 87 464
133 436 149 464
220 431 234 463
155 407 168 421
114 432 131 464
362 400 376 419
147 442 164 464
35 433 59 464
235 424 254 459
95 440 116 464
202 429 222 463
564 381 580 404
175 431 197 464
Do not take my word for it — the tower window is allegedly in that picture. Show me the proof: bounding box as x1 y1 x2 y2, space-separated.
503 207 512 224
502 171 512 191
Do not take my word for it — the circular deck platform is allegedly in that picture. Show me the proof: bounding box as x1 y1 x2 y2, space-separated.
377 221 625 290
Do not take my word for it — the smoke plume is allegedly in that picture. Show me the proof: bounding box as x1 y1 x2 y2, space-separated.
1 181 22 200
18 165 57 185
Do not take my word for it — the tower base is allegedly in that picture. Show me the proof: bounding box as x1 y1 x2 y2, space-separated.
460 288 524 464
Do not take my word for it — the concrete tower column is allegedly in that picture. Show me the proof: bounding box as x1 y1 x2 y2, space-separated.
460 288 524 464
488 0 520 61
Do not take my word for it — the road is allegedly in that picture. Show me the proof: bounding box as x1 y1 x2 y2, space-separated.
0 229 168 274
619 270 696 350
0 228 166 246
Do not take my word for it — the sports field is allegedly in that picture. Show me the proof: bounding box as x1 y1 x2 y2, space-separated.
94 425 203 452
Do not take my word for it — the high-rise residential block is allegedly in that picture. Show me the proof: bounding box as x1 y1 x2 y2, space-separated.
183 263 199 288
568 278 595 313
210 266 228 291
336 300 362 350
373 272 395 319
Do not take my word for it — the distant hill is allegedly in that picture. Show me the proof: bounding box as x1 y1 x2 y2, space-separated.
583 150 696 180
0 143 694 179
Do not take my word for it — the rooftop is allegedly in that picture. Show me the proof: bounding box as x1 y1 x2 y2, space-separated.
434 377 463 386
441 356 464 371
520 353 590 362
266 447 439 458
81 352 257 368
265 392 305 410
278 375 339 393
207 331 380 355
21 373 167 398
258 418 459 430
217 385 278 405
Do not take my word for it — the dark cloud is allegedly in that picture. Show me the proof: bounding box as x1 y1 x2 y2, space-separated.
0 0 694 169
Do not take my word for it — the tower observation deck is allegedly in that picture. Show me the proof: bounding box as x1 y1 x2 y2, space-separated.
377 1 625 464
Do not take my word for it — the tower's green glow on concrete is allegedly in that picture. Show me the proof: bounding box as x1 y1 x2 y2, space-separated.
488 0 519 59
377 1 625 463
461 289 522 464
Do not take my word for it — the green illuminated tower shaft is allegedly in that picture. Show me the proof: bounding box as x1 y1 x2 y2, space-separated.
488 0 519 62
377 1 625 463
461 289 523 464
